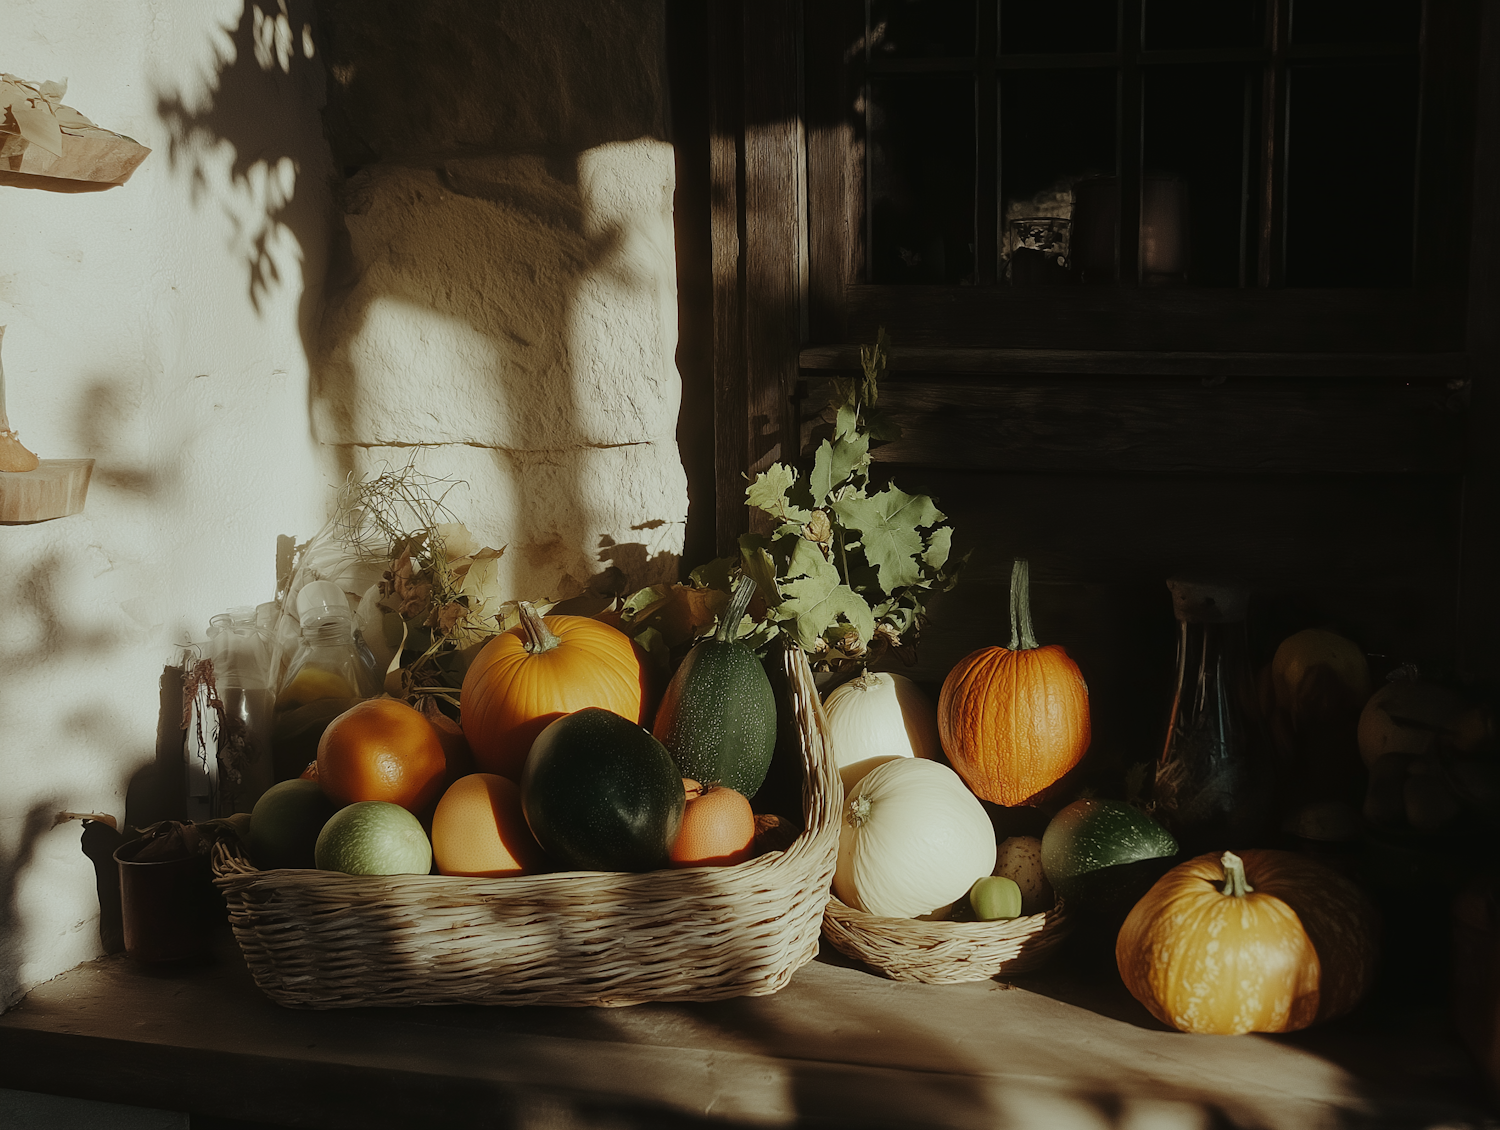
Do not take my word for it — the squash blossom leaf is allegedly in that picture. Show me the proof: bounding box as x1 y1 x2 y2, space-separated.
832 486 943 592
745 464 811 523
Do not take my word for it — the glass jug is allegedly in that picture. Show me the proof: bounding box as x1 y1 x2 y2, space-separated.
1151 579 1274 854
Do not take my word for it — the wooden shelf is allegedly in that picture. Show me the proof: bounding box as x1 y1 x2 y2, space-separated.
0 925 1491 1129
0 458 94 524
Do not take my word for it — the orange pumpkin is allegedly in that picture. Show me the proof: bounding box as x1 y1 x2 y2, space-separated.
937 559 1090 806
669 779 756 868
1116 849 1380 1035
459 603 651 779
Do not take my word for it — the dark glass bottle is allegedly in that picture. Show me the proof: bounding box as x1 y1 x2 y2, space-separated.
1151 579 1274 854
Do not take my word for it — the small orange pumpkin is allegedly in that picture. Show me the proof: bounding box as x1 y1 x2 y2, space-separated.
937 559 1090 806
1116 849 1380 1035
669 779 756 868
459 603 651 779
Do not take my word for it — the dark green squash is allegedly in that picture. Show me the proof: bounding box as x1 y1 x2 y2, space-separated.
651 575 777 799
520 708 685 872
1040 798 1178 905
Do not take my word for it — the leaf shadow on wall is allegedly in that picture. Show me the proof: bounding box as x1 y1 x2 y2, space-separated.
311 0 687 605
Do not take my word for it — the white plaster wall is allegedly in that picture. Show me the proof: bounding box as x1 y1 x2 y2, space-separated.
0 0 334 1006
0 0 687 1008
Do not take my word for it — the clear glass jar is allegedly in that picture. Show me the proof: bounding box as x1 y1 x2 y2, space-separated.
1150 579 1274 854
182 608 276 818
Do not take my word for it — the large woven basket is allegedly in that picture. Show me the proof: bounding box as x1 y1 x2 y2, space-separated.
822 895 1069 985
212 646 839 1009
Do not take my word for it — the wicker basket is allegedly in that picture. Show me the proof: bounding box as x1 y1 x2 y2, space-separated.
821 894 1070 985
212 646 839 1009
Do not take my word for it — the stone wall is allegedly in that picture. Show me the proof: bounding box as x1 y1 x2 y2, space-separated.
314 0 686 601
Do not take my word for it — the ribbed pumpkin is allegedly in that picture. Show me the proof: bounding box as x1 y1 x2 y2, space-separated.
937 559 1091 806
460 604 651 780
1116 849 1380 1035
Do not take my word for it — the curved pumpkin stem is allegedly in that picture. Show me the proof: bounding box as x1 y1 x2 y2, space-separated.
716 573 758 645
1008 558 1039 652
1220 851 1254 898
515 601 562 655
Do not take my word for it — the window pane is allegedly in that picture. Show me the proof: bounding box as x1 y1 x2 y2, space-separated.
870 0 977 59
1000 0 1118 54
1291 0 1421 45
869 75 977 284
1143 65 1255 286
1000 68 1117 282
1144 0 1264 50
1284 61 1418 286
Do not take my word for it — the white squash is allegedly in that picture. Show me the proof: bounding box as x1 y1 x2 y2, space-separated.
823 671 941 794
834 756 997 919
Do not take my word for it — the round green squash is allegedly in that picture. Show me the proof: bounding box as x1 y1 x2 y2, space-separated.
1040 798 1178 905
651 575 777 799
521 707 685 872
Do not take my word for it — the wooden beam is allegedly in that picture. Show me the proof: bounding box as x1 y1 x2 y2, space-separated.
799 345 1470 380
1458 0 1500 677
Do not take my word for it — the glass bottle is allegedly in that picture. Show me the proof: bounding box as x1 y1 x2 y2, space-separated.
183 608 277 819
1151 579 1274 855
272 582 373 780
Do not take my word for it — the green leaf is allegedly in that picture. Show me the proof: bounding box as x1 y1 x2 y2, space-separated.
832 486 944 592
830 431 869 487
689 556 736 594
835 403 859 441
776 544 876 650
809 441 835 504
745 464 811 523
738 538 782 607
922 525 953 574
620 584 670 620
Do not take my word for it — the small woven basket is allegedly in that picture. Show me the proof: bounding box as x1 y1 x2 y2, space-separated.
212 646 839 1009
821 895 1069 985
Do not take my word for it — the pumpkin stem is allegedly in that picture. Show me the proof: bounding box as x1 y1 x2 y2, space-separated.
515 601 562 654
1008 558 1039 651
1220 851 1254 898
717 573 758 645
846 792 872 829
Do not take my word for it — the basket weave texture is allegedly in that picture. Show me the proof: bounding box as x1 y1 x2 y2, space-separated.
212 646 839 1009
822 895 1069 985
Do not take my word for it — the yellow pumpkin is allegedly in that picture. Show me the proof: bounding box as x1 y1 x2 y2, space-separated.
1116 849 1379 1035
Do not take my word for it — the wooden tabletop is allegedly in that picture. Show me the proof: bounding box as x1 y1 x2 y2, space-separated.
0 925 1492 1130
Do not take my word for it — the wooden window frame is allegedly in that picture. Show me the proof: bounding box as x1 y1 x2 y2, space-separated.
690 0 1500 678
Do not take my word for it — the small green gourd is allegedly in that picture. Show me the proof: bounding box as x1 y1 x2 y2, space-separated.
652 574 777 799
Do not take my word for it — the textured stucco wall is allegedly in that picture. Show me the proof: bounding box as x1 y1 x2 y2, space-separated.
1 0 683 1007
315 0 686 600
0 0 334 1005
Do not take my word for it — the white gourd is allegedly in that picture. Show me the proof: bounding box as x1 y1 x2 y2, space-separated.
834 756 997 919
823 671 942 794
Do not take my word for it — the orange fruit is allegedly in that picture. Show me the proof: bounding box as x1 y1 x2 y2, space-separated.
668 780 756 868
316 698 447 815
431 773 545 877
